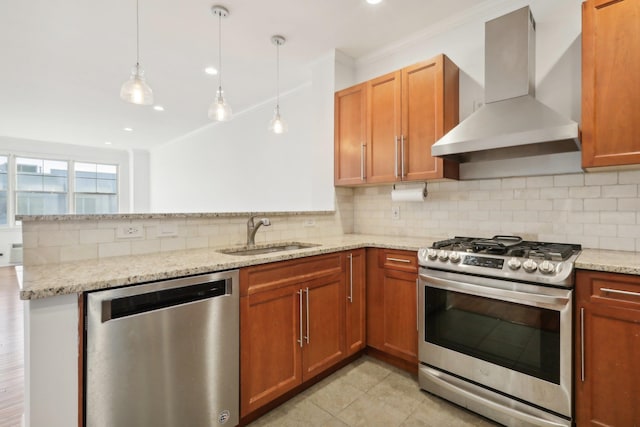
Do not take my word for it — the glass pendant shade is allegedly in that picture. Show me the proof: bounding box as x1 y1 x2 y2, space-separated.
120 64 153 105
208 88 232 121
269 106 287 134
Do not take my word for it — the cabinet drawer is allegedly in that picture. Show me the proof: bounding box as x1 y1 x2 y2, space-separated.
240 253 343 296
577 270 640 309
378 249 418 273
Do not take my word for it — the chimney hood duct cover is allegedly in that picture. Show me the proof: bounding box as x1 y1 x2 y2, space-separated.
431 6 579 163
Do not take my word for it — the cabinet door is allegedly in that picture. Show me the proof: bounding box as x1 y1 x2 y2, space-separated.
402 55 459 181
240 286 302 417
582 0 640 168
302 273 346 380
366 249 418 364
345 249 366 356
576 271 640 425
367 71 402 184
335 83 367 185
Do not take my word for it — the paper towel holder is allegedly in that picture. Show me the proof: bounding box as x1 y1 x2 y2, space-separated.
392 182 428 198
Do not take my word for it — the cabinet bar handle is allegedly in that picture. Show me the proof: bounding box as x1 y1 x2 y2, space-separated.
347 254 353 303
305 287 310 344
600 287 640 298
580 307 585 382
416 278 419 332
394 136 399 179
298 290 303 348
401 135 406 178
360 143 366 181
387 257 411 263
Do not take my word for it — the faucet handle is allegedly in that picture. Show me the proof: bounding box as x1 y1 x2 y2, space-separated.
261 218 271 226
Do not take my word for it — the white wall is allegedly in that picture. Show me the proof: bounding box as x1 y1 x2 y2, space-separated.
149 53 339 213
0 136 138 265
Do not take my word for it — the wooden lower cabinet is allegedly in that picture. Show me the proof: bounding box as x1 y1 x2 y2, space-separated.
575 270 640 426
345 249 366 356
366 248 418 366
240 252 352 418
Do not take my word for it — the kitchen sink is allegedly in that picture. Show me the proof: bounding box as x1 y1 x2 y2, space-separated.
217 242 320 256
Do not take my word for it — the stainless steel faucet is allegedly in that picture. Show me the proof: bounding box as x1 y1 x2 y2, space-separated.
247 216 271 247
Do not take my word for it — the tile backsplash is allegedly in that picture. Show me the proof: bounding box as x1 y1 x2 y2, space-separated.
353 170 640 252
22 188 354 266
20 170 640 266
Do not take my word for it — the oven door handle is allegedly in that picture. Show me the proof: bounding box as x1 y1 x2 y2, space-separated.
422 274 570 309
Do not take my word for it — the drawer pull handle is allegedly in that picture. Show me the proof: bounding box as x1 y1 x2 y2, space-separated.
387 257 411 263
580 307 585 382
600 287 640 298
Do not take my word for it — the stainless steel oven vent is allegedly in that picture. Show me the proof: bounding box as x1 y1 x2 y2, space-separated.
431 6 579 163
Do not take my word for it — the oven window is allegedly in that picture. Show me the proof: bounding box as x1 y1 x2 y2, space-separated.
425 287 560 384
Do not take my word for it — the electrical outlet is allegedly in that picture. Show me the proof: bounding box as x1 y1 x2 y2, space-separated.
116 224 144 239
391 206 400 220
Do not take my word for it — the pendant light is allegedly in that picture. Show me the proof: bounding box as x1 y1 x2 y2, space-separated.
120 0 154 105
208 5 232 121
269 35 287 134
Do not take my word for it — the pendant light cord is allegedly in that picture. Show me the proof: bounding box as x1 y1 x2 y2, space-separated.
135 0 140 67
218 12 223 91
276 41 280 107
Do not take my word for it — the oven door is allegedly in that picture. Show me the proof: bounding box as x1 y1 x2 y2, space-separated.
418 267 573 419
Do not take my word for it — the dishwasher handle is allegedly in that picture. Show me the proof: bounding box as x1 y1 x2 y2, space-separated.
102 279 229 322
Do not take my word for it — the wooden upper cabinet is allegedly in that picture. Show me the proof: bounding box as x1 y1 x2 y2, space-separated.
367 71 402 184
402 56 459 181
334 54 460 186
582 0 640 168
334 83 367 185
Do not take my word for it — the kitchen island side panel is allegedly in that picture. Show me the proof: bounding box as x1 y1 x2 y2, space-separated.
24 293 78 427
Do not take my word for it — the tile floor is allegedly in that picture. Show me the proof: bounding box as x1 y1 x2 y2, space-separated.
248 356 500 427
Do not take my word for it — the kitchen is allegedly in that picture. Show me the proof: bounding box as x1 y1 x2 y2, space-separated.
2 0 640 426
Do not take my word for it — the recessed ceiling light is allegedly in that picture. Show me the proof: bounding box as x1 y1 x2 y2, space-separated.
153 105 165 111
104 141 112 145
366 0 383 4
123 127 133 132
204 67 218 75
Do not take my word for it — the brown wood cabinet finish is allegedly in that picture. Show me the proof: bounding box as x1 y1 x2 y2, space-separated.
582 0 640 168
334 83 367 185
240 253 348 418
366 249 418 365
575 270 640 426
345 249 366 356
334 54 459 186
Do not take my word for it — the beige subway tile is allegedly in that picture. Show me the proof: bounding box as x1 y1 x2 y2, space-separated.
38 230 79 247
554 174 584 187
600 211 636 225
131 239 161 255
23 247 60 266
98 241 131 258
160 238 186 252
60 244 98 262
602 184 637 198
79 228 115 244
619 170 640 184
584 199 617 211
600 237 635 251
584 171 617 186
526 176 554 188
569 186 601 199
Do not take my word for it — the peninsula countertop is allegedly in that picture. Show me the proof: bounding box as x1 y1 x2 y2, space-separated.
19 235 640 300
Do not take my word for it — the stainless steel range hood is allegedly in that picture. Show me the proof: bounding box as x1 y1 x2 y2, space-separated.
431 6 579 163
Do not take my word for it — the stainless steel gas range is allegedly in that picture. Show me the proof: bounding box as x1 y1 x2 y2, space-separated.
417 236 581 427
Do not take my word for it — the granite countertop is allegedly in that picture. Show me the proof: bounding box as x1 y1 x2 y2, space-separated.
575 248 640 276
19 234 430 300
19 235 640 300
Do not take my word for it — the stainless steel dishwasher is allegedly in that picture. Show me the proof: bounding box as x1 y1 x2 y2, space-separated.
84 270 239 427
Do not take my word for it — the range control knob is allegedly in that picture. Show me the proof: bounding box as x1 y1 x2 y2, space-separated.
522 259 538 273
539 260 556 275
507 257 522 270
438 250 449 261
418 248 428 260
427 249 438 260
449 252 461 263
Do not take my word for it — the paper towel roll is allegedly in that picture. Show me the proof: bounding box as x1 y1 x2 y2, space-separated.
391 187 426 202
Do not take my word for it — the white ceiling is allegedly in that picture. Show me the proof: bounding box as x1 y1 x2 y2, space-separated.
0 0 487 150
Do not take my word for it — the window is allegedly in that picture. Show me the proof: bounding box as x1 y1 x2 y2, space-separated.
74 162 118 214
16 157 68 216
0 156 7 225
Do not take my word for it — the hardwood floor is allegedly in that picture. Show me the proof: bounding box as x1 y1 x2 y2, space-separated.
0 266 24 427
